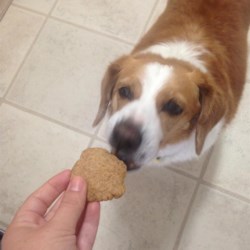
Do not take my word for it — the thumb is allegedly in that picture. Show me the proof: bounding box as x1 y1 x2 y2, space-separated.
51 175 87 232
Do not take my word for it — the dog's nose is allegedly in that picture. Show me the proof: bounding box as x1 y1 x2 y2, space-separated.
110 120 142 163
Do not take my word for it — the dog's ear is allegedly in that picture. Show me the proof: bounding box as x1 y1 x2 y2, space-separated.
93 56 129 127
193 72 226 155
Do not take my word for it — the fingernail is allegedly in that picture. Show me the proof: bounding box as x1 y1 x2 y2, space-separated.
68 176 83 192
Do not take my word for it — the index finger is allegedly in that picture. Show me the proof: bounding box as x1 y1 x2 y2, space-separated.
14 170 71 224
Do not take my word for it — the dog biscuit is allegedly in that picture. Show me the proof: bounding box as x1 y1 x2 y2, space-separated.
72 148 127 202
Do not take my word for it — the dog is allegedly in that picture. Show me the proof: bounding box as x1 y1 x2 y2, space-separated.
93 0 250 170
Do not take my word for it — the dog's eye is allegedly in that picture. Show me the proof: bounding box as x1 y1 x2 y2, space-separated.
119 87 133 100
162 100 183 116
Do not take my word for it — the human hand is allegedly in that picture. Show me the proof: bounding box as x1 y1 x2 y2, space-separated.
2 170 100 250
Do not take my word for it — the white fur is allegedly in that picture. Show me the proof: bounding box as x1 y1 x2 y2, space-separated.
107 63 173 165
140 41 208 73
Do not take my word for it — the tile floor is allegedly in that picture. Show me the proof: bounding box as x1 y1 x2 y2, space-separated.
0 1 250 249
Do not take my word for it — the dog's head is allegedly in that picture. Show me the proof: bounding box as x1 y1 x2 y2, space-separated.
93 54 225 169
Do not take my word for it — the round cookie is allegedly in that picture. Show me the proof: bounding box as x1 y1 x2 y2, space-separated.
72 148 127 202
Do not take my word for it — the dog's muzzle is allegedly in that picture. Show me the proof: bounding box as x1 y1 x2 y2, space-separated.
109 120 142 170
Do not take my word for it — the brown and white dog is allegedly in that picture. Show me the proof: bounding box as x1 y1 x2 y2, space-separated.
93 0 250 169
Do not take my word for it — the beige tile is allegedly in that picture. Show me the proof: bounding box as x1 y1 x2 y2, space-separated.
0 6 44 97
149 149 211 178
0 104 90 225
179 185 250 250
13 0 56 14
147 155 206 179
52 0 156 43
204 84 250 199
93 224 129 250
166 150 209 178
7 19 131 134
91 139 110 151
94 168 196 250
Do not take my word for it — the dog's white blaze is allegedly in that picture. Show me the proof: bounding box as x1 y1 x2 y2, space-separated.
141 41 208 73
135 63 173 163
107 63 173 165
140 63 173 99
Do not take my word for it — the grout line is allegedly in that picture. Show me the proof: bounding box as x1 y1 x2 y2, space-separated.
12 3 48 16
2 1 125 150
172 147 215 250
173 179 200 250
157 143 250 249
49 16 135 47
167 166 199 181
93 134 108 144
171 143 250 249
201 180 250 204
88 136 97 148
3 0 59 99
166 147 213 185
88 134 100 148
139 0 160 38
199 147 214 179
87 118 108 148
4 100 97 139
87 126 103 148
